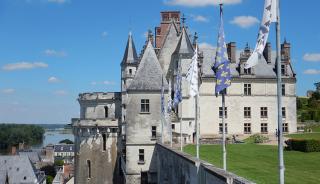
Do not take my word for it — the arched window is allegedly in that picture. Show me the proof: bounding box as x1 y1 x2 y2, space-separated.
87 160 91 179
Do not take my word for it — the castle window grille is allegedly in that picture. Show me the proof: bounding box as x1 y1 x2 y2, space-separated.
151 126 157 139
282 107 286 118
219 107 227 118
283 123 289 133
244 107 251 118
282 84 285 96
219 123 228 134
139 149 145 162
244 123 251 134
141 99 150 113
244 84 251 96
261 123 268 134
260 107 268 118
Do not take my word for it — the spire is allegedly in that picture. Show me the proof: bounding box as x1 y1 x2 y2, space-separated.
128 40 168 91
193 32 198 48
121 32 138 65
174 26 194 55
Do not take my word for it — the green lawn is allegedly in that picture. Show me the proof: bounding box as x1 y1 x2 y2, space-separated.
285 133 320 140
184 144 320 184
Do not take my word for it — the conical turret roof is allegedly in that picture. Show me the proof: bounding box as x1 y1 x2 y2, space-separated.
121 32 138 65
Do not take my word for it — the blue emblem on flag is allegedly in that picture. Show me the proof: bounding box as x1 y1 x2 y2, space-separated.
173 70 182 107
212 8 231 94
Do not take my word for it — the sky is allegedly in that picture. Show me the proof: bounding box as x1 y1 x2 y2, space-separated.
0 0 319 124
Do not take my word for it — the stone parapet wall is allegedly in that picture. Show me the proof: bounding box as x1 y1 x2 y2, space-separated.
155 143 255 184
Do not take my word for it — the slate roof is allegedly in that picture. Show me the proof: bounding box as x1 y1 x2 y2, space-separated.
54 144 75 152
127 41 169 91
18 151 41 164
173 26 194 56
157 21 180 75
121 32 138 65
0 155 45 184
201 46 295 79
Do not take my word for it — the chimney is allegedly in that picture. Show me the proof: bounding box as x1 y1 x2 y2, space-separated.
263 42 272 64
281 39 291 63
227 42 236 63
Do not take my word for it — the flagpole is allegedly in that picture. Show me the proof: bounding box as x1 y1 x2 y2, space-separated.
179 55 183 152
221 90 226 171
195 95 199 159
275 0 285 183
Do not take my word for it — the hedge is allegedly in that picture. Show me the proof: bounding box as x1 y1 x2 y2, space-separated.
285 139 320 152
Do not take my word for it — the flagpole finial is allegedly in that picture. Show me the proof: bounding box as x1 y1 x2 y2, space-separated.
182 14 186 27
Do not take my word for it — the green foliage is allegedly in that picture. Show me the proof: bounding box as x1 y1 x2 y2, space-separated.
41 165 56 178
286 133 320 140
0 124 44 149
285 139 320 152
246 134 269 143
46 175 53 184
54 160 64 166
298 93 320 122
59 139 73 144
184 144 320 184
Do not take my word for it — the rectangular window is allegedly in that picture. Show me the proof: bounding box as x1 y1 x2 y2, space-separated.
219 107 227 118
260 107 268 118
244 84 251 96
151 126 156 139
219 123 228 134
141 99 150 113
87 160 91 179
244 123 251 134
104 106 108 118
261 123 268 134
282 107 286 118
281 65 285 75
102 133 106 151
283 123 288 133
139 149 144 162
129 69 132 75
172 124 175 130
282 84 285 96
244 107 251 118
244 68 251 75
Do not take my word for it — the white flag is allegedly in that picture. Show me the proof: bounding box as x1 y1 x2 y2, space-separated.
186 46 199 97
245 0 277 69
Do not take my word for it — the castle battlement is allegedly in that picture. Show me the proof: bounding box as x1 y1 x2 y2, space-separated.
78 92 121 101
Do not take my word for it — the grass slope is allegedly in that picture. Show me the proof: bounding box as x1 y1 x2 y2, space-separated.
184 144 320 184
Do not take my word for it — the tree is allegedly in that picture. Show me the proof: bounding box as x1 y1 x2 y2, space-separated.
46 175 54 184
40 165 56 178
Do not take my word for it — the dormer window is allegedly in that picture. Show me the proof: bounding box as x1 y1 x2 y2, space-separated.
244 68 251 75
129 69 132 75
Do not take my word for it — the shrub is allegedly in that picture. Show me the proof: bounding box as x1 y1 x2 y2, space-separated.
285 139 320 152
249 134 269 143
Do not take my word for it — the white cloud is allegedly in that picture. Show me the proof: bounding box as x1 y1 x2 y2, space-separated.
101 31 108 37
53 90 68 96
303 53 320 62
1 88 15 94
230 16 259 28
191 15 209 22
103 80 116 85
48 76 60 83
199 42 216 50
2 62 48 71
164 0 241 7
303 69 320 75
91 80 116 86
44 49 67 57
47 0 68 4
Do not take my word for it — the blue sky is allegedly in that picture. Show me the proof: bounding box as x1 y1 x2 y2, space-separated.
0 0 319 124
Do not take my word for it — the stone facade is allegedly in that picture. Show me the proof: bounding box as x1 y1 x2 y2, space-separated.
72 92 121 184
